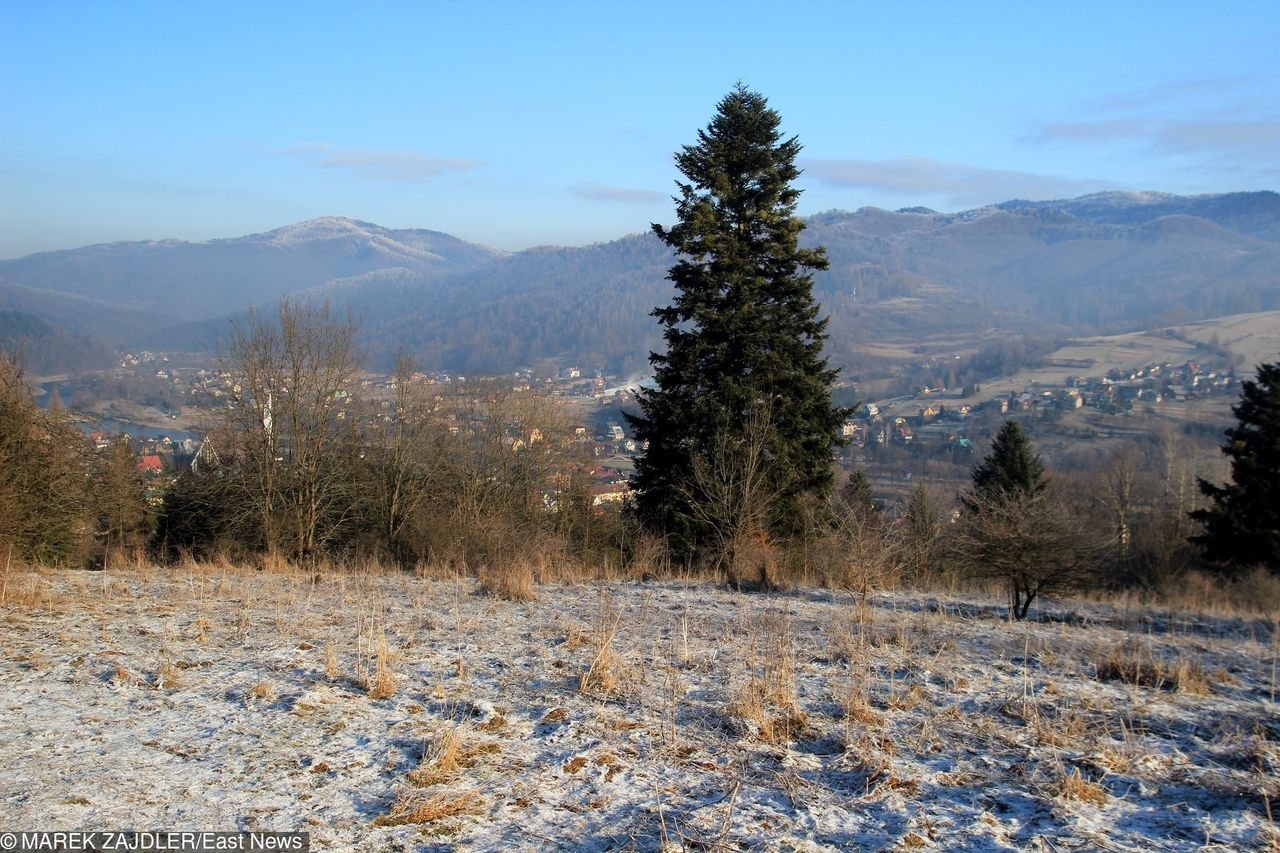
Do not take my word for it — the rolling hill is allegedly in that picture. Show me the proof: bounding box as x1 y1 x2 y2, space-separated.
2 192 1278 375
0 217 504 322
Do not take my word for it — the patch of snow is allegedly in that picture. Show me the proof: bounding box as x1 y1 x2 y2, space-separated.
1 571 1275 851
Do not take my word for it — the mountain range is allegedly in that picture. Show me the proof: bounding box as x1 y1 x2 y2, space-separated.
2 191 1278 376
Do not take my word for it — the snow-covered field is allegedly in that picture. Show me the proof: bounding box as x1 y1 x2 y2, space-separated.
2 567 1278 851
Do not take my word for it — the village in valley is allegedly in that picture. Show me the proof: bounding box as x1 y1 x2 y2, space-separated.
47 339 1246 521
844 357 1240 451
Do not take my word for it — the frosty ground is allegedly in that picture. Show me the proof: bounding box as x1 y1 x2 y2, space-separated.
1 567 1277 851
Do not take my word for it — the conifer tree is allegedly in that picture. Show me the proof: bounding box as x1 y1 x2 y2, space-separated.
1191 362 1280 574
627 84 846 558
0 350 92 565
93 437 152 556
841 471 878 519
963 420 1045 509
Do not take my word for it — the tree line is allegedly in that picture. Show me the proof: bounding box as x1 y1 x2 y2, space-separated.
0 349 151 567
3 323 1274 617
152 301 625 576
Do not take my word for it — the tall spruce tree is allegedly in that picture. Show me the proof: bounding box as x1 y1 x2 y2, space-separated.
1191 362 1280 574
627 84 846 558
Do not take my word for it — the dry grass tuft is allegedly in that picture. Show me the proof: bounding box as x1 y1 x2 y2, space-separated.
110 662 135 686
561 624 592 651
1095 641 1209 693
541 707 569 725
840 681 884 729
476 560 536 602
727 610 807 743
255 551 302 574
827 616 861 664
872 772 920 795
367 634 397 700
248 681 276 702
579 599 625 696
0 563 64 610
372 789 484 827
476 715 507 733
887 682 926 711
407 726 465 787
730 674 809 744
1056 767 1108 806
1173 657 1211 695
1031 707 1090 748
1156 568 1280 616
151 661 182 691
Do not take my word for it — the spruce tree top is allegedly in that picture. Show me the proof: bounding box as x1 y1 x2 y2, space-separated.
967 420 1046 506
649 83 830 383
654 83 826 272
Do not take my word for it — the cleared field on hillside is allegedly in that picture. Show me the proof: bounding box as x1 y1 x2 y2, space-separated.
2 567 1277 851
1178 311 1280 369
978 310 1280 400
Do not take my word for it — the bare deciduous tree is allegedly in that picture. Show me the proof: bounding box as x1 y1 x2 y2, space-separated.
949 485 1100 619
225 300 362 561
681 404 791 588
429 379 569 567
363 351 450 566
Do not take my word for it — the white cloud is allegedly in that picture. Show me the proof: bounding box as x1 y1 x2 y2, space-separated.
1029 75 1280 174
1031 117 1280 159
802 156 1113 207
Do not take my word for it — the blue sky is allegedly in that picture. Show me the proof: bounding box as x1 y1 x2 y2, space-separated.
1 0 1276 258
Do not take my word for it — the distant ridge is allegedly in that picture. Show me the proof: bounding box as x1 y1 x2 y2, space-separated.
0 217 503 322
2 192 1279 374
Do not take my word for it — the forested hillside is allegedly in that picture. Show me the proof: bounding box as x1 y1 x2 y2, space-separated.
4 192 1279 375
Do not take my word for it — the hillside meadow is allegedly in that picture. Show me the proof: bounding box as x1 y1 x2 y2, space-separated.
2 561 1277 851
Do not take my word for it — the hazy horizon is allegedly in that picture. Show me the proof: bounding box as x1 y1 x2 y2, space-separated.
2 1 1277 258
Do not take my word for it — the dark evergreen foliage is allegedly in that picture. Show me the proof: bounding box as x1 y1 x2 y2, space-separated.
964 420 1046 508
840 471 879 517
1191 362 1280 573
0 351 90 564
626 85 847 556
